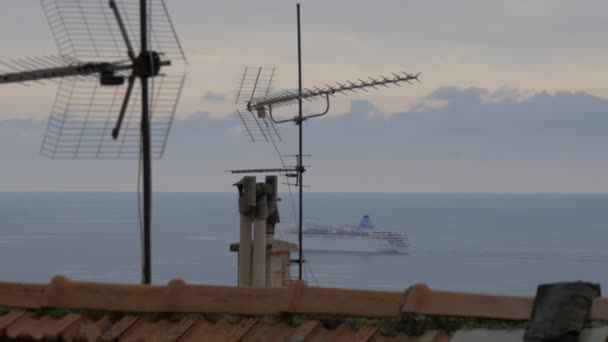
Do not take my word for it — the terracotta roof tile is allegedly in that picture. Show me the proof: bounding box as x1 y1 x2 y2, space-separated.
353 325 380 342
224 318 258 341
118 317 199 342
179 318 257 341
174 318 217 341
304 322 358 341
5 312 82 340
99 316 140 341
63 315 113 342
165 316 200 341
0 311 25 331
240 321 294 341
289 319 322 340
0 277 606 341
0 308 454 342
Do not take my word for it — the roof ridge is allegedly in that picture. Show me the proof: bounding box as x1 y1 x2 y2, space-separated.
0 276 607 322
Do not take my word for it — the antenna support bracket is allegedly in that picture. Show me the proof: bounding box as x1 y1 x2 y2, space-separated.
100 71 125 86
134 51 163 78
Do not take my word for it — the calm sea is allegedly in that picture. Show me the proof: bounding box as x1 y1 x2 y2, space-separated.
0 192 606 296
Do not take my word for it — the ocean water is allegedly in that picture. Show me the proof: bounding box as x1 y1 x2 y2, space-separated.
0 192 606 296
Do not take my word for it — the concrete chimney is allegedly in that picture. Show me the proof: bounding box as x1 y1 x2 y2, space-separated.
232 175 297 288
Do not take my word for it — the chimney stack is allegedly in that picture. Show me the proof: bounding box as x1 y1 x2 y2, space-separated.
232 175 296 288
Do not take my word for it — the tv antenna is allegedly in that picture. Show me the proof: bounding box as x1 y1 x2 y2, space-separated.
0 0 186 284
232 3 421 281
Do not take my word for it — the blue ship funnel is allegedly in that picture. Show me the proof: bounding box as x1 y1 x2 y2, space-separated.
358 215 374 229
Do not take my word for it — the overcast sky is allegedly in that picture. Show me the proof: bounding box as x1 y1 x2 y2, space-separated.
0 1 607 192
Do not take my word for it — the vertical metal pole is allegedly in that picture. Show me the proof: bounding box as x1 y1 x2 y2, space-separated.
140 0 152 285
296 3 304 281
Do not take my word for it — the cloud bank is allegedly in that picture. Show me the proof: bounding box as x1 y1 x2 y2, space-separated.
303 87 608 161
164 86 608 161
1 86 607 192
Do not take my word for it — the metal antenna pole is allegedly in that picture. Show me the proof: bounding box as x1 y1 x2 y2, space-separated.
140 0 152 285
296 3 304 281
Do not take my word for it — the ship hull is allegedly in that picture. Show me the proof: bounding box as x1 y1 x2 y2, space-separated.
279 232 408 253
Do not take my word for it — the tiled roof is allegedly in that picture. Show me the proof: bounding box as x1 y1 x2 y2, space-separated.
0 309 449 341
0 276 607 341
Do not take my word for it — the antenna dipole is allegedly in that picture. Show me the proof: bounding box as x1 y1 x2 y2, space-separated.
248 72 420 113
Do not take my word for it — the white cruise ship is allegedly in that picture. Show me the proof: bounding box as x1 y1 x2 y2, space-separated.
278 215 409 253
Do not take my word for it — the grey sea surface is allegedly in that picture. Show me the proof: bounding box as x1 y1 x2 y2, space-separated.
0 192 606 296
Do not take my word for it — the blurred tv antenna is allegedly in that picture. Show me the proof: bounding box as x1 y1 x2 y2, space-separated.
0 0 187 284
233 3 421 281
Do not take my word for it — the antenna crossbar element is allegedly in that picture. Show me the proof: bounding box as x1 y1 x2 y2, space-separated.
233 67 282 142
234 67 276 104
0 61 132 85
0 55 99 85
42 0 186 62
235 109 282 143
228 167 298 174
40 74 185 159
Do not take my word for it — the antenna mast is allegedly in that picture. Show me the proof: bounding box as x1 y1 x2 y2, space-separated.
140 0 152 285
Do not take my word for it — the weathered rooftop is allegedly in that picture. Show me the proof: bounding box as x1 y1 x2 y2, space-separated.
0 276 606 341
